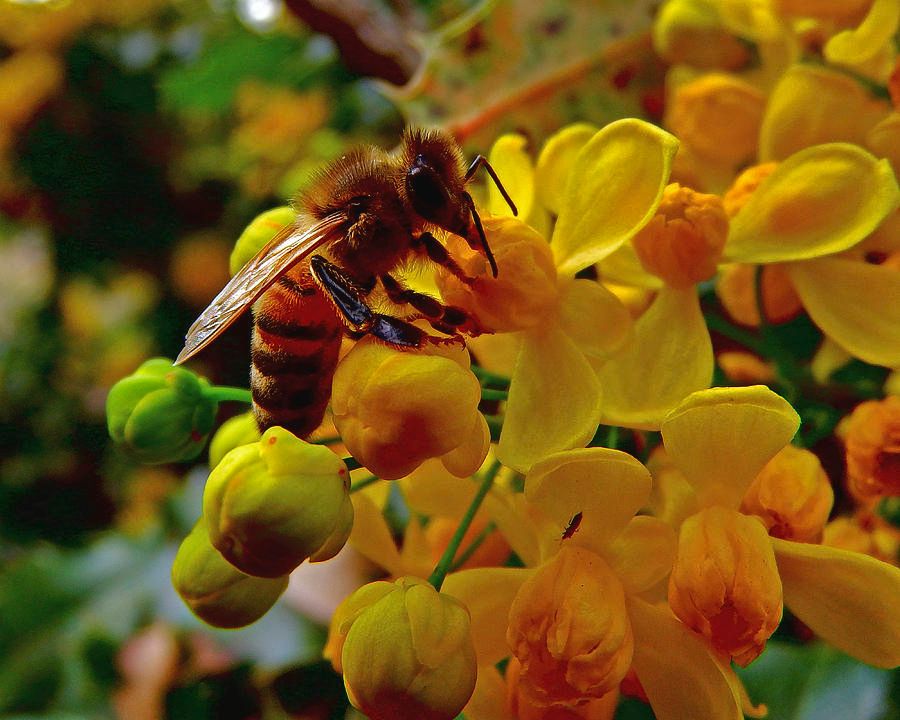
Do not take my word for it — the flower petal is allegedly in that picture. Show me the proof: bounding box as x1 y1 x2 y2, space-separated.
464 665 509 720
557 279 634 360
400 459 477 518
726 143 900 263
487 133 534 219
466 331 522 376
628 596 743 720
482 485 542 568
535 122 598 216
598 287 713 430
442 567 533 665
824 0 900 68
524 448 652 555
552 119 679 277
661 386 800 509
787 257 900 367
497 325 603 473
759 64 891 162
349 493 404 576
608 516 678 597
600 243 664 289
773 537 900 668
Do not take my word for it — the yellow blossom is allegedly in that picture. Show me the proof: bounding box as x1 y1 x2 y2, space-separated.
716 263 802 327
331 337 489 480
659 386 900 668
325 576 477 720
653 0 751 69
442 121 678 469
443 448 751 720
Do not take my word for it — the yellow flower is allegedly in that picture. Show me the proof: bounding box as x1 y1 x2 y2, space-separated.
439 120 679 470
443 448 751 720
331 337 489 480
659 386 900 668
653 0 751 70
204 426 353 577
325 576 477 720
207 411 261 469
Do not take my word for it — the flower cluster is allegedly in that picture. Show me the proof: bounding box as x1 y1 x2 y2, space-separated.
104 4 900 715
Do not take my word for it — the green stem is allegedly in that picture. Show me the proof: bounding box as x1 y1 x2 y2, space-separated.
472 365 511 388
704 313 764 354
350 475 380 493
605 425 620 450
343 456 364 472
312 435 342 445
428 460 502 590
485 414 504 442
204 386 253 404
449 522 498 572
754 266 801 400
481 388 509 402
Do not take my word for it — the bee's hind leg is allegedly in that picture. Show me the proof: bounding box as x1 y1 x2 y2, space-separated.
310 254 463 349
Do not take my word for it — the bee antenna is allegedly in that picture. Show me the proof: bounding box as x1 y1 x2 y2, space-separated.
463 192 498 278
464 155 518 217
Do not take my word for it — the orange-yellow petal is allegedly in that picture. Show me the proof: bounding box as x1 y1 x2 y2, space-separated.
442 567 533 665
759 64 891 161
552 119 679 277
557 279 634 360
535 122 597 216
627 596 743 720
824 0 900 69
349 493 404 577
487 133 534 219
463 664 508 720
787 256 900 367
524 448 652 556
608 516 678 596
598 287 713 430
726 143 900 263
400 459 477 518
497 325 603 474
773 537 900 668
661 386 800 508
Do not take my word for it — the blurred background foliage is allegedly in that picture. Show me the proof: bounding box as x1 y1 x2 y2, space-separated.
0 0 896 718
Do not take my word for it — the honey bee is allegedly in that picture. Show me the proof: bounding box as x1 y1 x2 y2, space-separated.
175 128 516 438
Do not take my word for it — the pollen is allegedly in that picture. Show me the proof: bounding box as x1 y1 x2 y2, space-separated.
631 182 728 288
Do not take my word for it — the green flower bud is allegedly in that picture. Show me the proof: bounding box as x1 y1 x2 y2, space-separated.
229 206 295 275
106 358 217 464
172 519 288 629
208 412 261 469
204 426 353 578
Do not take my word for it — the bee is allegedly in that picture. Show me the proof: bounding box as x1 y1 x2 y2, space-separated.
174 128 516 438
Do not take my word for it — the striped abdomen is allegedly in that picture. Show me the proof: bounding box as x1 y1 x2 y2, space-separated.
251 263 343 438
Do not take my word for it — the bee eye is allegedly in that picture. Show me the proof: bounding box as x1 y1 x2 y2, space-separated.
407 159 449 223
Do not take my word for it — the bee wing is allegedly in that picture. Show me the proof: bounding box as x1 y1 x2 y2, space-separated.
175 213 346 364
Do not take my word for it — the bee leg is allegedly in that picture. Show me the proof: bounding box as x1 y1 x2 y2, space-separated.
310 255 463 349
464 154 518 216
380 273 483 337
413 231 478 286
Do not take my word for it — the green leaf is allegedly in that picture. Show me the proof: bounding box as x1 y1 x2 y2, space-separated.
738 642 893 720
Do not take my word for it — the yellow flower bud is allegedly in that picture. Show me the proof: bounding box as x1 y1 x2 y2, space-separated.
822 514 900 565
331 338 487 480
631 183 728 287
204 426 352 577
716 264 803 327
717 351 775 385
866 112 900 177
208 412 261 469
844 396 900 498
653 0 750 69
741 446 834 542
507 545 633 706
426 515 511 570
330 577 477 720
668 507 782 666
722 162 778 218
171 520 288 629
436 216 559 332
229 206 295 275
667 74 765 165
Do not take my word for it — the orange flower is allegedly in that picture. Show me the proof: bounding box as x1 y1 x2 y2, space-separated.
844 396 900 498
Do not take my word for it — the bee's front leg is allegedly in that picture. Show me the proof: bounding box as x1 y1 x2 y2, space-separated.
310 255 463 349
413 231 480 287
380 273 483 338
